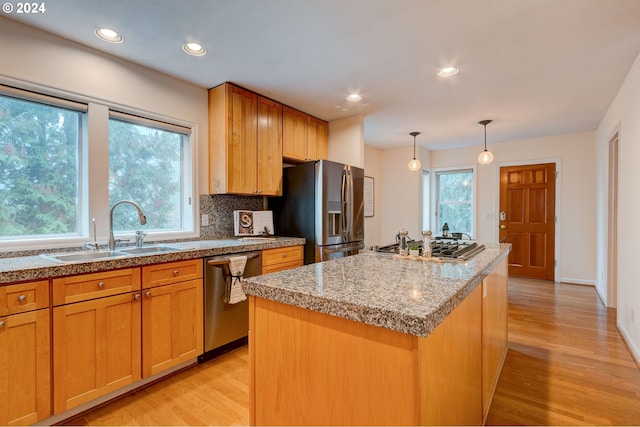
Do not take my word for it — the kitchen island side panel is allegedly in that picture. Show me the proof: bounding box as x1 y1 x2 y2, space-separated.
249 295 420 426
249 285 484 426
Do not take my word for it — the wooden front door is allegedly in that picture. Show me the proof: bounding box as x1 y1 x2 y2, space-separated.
499 163 556 280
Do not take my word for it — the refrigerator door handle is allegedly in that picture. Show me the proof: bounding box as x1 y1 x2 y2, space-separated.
346 170 354 240
341 169 348 236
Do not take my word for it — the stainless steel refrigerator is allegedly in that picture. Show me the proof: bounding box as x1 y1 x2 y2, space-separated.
270 160 364 264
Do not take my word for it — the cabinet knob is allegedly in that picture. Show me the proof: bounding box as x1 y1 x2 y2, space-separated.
134 293 141 301
145 291 152 298
98 281 105 289
17 294 27 302
0 320 4 328
283 253 288 258
173 270 179 276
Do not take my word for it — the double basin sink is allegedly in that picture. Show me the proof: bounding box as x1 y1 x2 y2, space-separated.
41 244 188 264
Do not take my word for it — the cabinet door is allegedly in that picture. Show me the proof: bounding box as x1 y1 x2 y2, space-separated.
53 293 141 414
257 96 283 196
307 117 328 161
0 309 50 426
282 106 308 161
227 84 258 194
142 279 203 378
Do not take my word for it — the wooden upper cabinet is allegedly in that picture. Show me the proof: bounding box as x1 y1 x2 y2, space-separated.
283 106 328 162
257 96 283 196
308 116 328 161
228 85 258 194
208 83 282 196
282 106 308 161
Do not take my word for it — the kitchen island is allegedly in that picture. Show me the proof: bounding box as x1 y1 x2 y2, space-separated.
242 243 511 426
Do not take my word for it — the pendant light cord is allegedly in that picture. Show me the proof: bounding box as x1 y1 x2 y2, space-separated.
483 124 487 151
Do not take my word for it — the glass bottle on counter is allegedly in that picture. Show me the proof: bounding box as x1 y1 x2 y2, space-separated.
422 230 432 258
397 228 409 256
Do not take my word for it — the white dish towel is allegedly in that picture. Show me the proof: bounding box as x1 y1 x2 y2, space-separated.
228 255 248 304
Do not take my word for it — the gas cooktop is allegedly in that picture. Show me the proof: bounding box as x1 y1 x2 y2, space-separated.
374 240 486 261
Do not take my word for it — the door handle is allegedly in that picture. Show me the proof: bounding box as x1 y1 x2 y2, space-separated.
500 225 506 229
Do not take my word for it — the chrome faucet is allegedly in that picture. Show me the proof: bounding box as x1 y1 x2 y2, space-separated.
135 230 147 248
109 200 147 251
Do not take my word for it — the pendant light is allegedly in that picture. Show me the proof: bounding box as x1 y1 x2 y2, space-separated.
408 131 422 171
477 119 494 165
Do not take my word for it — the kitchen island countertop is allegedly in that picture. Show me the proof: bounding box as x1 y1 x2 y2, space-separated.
243 242 511 337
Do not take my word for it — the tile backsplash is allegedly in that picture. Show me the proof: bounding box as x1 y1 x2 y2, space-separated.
199 194 265 240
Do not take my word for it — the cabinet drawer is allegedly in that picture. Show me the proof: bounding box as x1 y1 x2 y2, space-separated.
52 268 141 306
142 258 203 289
0 280 49 315
262 246 304 268
262 259 304 274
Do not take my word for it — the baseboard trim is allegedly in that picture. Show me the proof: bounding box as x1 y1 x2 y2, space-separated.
38 358 197 426
617 321 640 370
559 278 596 286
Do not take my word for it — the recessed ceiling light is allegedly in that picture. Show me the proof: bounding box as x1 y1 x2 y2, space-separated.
346 93 362 102
437 66 459 77
95 28 123 43
183 42 207 56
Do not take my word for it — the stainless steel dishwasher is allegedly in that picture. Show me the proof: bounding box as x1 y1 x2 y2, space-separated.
198 250 262 363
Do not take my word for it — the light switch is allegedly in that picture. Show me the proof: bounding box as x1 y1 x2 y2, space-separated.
201 214 209 226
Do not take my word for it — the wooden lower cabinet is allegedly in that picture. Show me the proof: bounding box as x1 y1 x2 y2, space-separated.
142 279 203 378
50 259 204 417
0 308 51 426
262 246 304 274
52 292 141 414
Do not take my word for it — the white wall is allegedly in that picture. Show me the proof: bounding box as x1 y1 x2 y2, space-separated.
431 132 597 285
363 145 384 247
596 50 640 361
364 145 429 245
328 115 365 168
0 17 209 192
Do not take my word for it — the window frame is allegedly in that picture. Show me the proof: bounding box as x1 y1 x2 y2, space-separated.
107 111 194 236
0 83 198 251
431 166 477 238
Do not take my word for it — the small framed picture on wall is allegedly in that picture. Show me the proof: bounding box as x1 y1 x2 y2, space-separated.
364 176 374 217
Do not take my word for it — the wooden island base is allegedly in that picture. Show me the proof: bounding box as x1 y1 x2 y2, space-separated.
248 257 507 426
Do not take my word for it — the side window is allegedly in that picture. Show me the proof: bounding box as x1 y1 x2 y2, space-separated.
435 169 474 237
422 170 430 232
0 93 84 240
108 116 190 233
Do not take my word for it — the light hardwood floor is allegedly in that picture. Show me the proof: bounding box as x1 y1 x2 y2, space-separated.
66 277 640 426
486 277 640 425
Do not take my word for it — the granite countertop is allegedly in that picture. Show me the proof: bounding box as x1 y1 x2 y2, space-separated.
243 243 511 337
0 237 305 284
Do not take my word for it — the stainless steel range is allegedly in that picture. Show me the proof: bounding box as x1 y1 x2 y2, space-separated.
375 239 486 261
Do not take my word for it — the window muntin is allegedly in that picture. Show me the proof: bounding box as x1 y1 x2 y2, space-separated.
0 93 83 240
435 169 474 236
108 117 188 233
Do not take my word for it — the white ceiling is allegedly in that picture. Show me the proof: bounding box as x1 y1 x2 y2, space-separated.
7 0 640 150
